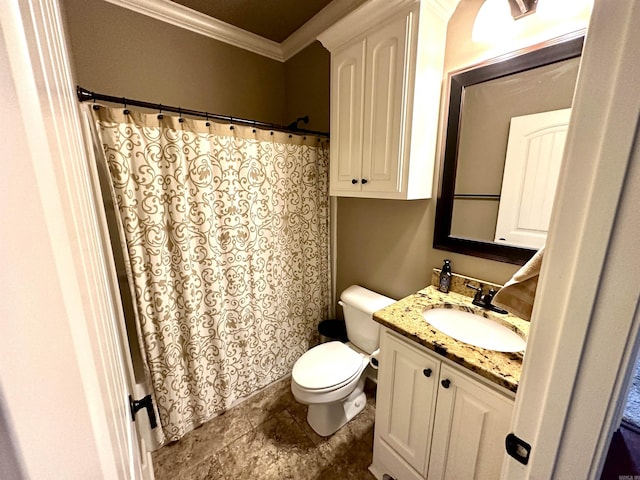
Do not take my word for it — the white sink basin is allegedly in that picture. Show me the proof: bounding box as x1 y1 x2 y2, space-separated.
423 308 525 352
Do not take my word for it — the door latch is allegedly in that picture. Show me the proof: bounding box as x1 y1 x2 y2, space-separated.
129 394 157 429
505 432 531 465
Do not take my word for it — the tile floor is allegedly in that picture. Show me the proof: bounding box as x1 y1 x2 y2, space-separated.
151 377 377 479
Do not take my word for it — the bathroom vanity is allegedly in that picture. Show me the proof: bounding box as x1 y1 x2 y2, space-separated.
369 276 528 480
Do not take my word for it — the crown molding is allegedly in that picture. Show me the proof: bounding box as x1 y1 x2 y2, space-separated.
103 0 284 61
318 0 417 51
316 0 461 51
281 0 368 60
103 0 367 62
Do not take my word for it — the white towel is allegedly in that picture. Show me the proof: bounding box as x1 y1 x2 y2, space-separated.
493 247 544 321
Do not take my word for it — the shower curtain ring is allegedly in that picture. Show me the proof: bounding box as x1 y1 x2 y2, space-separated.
179 107 184 123
123 98 129 116
157 104 163 120
205 113 210 127
229 116 234 130
92 98 100 111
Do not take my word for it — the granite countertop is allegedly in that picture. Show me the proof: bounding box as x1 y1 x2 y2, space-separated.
373 285 529 393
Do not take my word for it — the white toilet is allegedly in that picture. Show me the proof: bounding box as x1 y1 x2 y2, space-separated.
291 285 395 436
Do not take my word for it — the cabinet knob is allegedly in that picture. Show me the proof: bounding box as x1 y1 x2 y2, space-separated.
361 178 368 184
441 379 451 389
423 368 432 377
351 178 358 184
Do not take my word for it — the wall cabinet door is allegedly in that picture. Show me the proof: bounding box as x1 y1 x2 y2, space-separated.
427 364 514 480
330 40 365 193
376 330 440 474
360 13 408 196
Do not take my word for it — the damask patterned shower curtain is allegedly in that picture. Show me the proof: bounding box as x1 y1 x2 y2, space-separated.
90 106 330 443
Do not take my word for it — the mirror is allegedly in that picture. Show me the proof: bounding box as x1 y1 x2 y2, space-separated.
434 34 584 265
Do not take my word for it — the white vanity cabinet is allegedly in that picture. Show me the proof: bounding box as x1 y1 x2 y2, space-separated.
371 327 514 480
318 0 456 199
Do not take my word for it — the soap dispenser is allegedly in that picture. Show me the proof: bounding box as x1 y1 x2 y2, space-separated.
439 259 452 293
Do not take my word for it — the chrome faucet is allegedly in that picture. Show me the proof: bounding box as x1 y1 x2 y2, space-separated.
465 284 508 314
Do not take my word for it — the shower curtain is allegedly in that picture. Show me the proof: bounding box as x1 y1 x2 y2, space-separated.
90 105 330 443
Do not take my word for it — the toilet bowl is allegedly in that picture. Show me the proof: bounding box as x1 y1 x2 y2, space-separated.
291 285 395 436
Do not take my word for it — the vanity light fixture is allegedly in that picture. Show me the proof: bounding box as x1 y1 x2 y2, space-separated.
472 0 537 43
508 0 537 20
472 0 516 42
473 0 591 43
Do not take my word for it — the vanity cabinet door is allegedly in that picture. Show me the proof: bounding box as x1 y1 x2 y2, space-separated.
374 329 440 477
427 363 514 480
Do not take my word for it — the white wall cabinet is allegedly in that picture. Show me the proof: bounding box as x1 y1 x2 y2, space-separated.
370 327 514 480
318 0 457 199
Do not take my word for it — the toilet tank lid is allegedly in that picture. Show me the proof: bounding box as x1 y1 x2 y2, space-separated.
340 285 396 315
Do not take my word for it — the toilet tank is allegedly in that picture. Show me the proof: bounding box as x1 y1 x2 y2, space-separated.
340 285 396 354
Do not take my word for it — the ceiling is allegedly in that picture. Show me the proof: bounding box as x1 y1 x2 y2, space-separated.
171 0 335 43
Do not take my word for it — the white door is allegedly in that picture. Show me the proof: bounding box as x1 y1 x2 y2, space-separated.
0 1 152 478
502 2 640 478
494 108 571 249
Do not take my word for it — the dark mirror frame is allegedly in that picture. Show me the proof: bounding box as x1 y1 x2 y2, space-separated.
434 34 585 265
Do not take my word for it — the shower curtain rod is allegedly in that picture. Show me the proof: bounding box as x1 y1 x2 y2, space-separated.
76 86 329 137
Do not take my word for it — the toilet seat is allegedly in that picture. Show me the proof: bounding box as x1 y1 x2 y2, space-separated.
292 341 366 391
296 365 363 395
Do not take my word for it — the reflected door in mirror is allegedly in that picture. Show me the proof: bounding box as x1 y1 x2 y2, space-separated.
494 108 571 249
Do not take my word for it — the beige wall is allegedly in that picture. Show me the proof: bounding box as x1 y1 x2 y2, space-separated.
284 41 331 133
62 0 287 124
336 198 435 301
